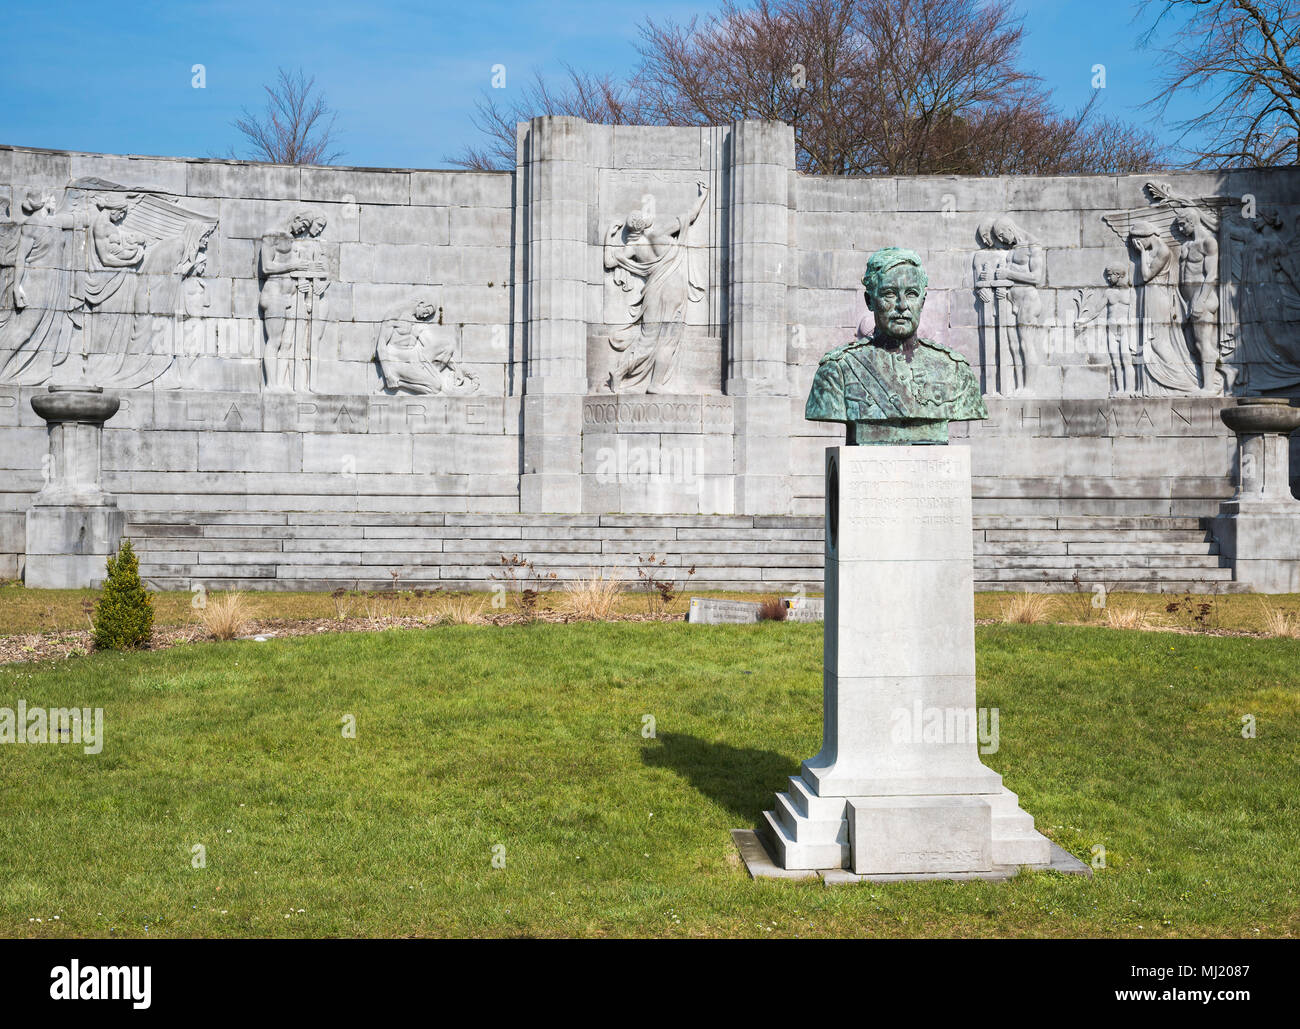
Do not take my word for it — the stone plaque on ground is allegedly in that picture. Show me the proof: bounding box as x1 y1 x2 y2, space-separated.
783 597 824 622
687 597 761 624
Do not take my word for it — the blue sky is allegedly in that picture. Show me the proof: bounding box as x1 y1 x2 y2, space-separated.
0 0 1201 168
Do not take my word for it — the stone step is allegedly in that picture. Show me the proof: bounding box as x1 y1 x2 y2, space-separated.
980 555 1225 570
973 542 1219 557
758 810 848 871
975 565 1234 582
971 515 1205 531
1063 541 1220 556
974 579 1252 594
981 529 1210 543
124 509 1245 595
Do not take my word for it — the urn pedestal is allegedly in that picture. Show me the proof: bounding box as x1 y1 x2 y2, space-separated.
757 445 1052 878
24 385 125 589
1211 398 1300 593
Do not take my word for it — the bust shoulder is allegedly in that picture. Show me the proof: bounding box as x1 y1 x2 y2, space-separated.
918 337 971 366
816 340 866 367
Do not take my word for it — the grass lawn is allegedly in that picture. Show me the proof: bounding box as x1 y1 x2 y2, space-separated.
1 620 1296 938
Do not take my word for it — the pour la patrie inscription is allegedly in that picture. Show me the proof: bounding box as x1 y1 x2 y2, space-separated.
842 453 967 529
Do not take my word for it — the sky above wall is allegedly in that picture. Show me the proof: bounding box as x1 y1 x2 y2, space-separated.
0 0 1205 169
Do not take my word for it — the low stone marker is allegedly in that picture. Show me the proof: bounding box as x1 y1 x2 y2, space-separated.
687 596 825 624
783 597 824 622
687 597 761 623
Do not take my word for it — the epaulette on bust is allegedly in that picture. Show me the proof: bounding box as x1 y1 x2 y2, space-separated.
817 341 864 366
919 338 971 365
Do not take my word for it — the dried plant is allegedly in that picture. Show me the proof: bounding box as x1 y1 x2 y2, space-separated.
1001 591 1052 625
636 554 695 615
490 554 557 622
1260 602 1300 639
1067 571 1115 622
1104 605 1153 631
432 594 487 626
1164 587 1222 632
758 595 788 622
330 586 360 621
201 591 249 641
560 571 624 620
361 590 404 625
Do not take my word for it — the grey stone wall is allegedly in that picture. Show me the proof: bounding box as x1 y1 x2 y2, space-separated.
2 121 1297 586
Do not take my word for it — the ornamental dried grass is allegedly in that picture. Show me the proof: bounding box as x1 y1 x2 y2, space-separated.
560 571 624 621
1001 591 1052 624
201 591 250 641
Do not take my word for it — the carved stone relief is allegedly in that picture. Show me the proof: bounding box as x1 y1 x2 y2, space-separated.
259 209 329 393
1100 182 1234 396
1073 264 1137 394
972 217 1048 396
374 297 479 396
602 183 709 394
0 179 216 388
1223 205 1300 394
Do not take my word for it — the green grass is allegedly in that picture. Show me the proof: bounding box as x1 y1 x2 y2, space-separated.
1 621 1296 937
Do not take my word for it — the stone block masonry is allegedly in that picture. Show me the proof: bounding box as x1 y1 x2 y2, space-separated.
1 122 1297 589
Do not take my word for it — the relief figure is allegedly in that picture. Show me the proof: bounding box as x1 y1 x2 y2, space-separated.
603 182 708 394
375 297 479 396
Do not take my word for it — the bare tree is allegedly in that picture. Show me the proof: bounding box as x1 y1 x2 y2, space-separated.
454 0 1164 174
450 66 644 170
233 67 344 165
1139 0 1300 167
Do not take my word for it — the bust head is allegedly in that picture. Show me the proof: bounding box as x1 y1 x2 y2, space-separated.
862 247 928 341
413 298 437 321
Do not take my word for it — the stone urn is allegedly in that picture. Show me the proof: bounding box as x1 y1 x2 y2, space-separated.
30 386 122 506
1212 397 1300 592
1219 397 1300 502
24 385 125 588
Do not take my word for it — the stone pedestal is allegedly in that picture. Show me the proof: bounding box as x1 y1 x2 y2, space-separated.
25 385 124 589
759 445 1052 876
1211 398 1300 592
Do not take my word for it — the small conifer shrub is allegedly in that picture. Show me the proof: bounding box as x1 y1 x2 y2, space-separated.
92 540 154 651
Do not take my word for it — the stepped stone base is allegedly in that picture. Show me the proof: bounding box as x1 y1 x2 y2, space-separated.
758 774 1052 875
732 829 1091 883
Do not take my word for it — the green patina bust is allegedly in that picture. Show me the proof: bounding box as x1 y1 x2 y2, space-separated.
806 247 987 444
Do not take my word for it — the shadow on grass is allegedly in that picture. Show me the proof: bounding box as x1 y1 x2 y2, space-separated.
642 732 798 823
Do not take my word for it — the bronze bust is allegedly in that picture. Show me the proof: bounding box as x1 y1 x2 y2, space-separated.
806 247 987 444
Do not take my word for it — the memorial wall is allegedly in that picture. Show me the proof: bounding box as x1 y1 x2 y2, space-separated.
2 117 1298 589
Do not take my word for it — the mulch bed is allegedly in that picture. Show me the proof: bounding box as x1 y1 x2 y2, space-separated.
2 613 1272 667
0 610 687 666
